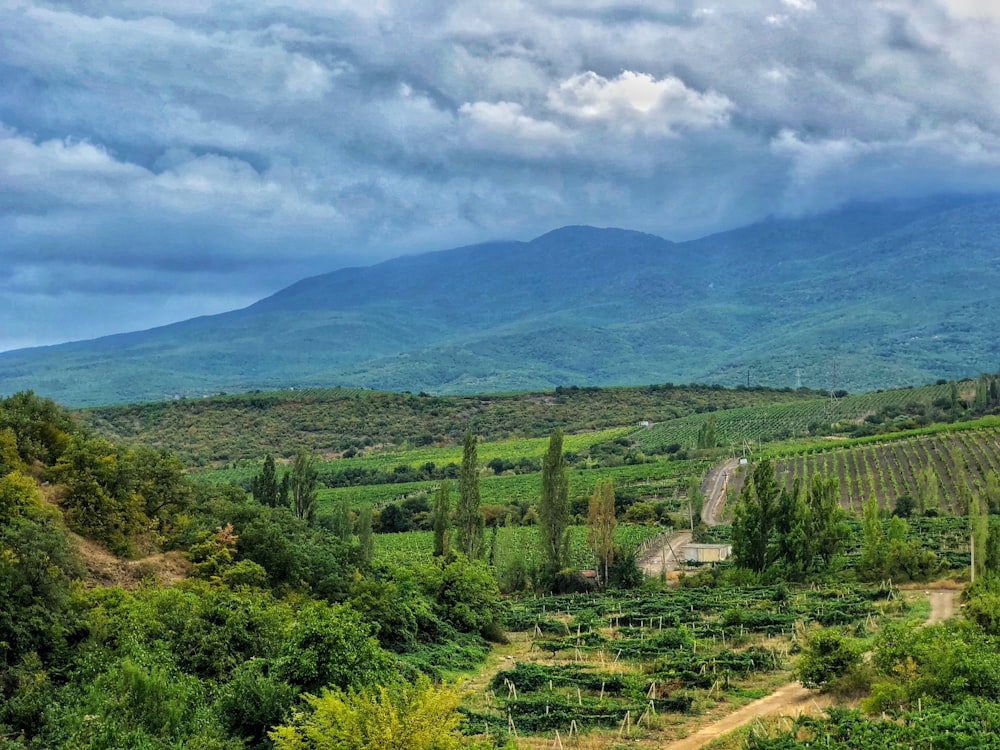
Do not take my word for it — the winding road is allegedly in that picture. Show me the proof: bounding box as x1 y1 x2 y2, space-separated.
638 458 739 576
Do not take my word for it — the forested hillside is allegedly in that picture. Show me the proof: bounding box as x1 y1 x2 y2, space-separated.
77 382 822 465
3 196 1000 406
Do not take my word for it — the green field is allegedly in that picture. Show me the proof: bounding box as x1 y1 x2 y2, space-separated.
374 524 663 571
196 427 632 486
721 416 1000 516
636 383 954 452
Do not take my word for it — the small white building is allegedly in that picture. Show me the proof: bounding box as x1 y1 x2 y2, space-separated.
683 543 732 563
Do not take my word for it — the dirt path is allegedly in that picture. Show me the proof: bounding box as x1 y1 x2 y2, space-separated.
664 683 825 750
701 458 739 526
638 458 738 577
638 530 691 576
924 589 957 625
662 587 959 749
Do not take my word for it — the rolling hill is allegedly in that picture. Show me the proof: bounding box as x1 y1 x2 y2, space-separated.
2 194 999 406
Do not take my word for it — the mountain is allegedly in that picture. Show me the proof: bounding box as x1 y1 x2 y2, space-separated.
2 195 999 406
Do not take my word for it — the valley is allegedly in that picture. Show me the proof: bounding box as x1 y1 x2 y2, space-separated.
4 371 1000 748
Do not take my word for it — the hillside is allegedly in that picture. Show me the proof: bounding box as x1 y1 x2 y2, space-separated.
77 382 822 465
2 195 999 406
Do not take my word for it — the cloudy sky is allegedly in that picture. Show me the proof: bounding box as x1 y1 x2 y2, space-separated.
3 0 1000 351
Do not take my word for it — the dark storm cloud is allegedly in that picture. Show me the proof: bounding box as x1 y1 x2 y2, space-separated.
2 0 1000 349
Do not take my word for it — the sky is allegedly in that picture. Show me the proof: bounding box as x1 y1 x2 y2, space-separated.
3 0 1000 351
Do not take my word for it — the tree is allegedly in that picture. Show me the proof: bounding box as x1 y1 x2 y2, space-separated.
587 477 616 587
278 472 291 508
252 454 279 507
686 475 703 530
330 496 353 543
538 429 570 580
455 430 484 560
917 465 939 515
807 473 848 568
775 480 812 581
432 479 452 557
358 504 374 568
860 492 886 581
732 459 779 572
290 449 318 524
975 373 990 410
696 415 717 450
971 490 989 582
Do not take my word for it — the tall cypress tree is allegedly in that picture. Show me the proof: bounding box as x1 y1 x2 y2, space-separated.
587 477 616 587
456 430 484 560
252 454 278 507
290 448 318 523
433 479 452 557
358 504 374 568
732 459 779 572
539 428 570 579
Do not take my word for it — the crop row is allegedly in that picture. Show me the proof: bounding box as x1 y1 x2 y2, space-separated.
726 422 1000 515
316 457 707 510
636 383 951 451
373 524 663 569
466 584 894 737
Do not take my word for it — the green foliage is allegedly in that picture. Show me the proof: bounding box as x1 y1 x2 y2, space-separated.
456 431 484 560
290 449 318 523
0 470 39 520
796 627 863 690
251 454 280 507
538 429 570 581
732 460 779 573
276 600 393 693
50 435 146 555
587 477 616 585
866 618 1000 712
270 674 466 750
216 659 298 748
0 391 73 466
0 502 81 670
745 700 1000 749
432 480 451 557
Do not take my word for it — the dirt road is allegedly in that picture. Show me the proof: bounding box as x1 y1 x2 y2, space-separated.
638 530 691 576
662 588 959 749
924 589 957 625
638 458 738 576
701 458 739 526
663 683 823 750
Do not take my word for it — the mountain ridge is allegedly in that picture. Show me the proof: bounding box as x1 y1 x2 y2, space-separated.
2 194 999 406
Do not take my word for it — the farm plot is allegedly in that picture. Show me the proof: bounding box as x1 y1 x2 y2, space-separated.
196 427 631 486
636 383 950 452
464 585 900 744
763 423 1000 514
374 524 663 570
316 457 708 510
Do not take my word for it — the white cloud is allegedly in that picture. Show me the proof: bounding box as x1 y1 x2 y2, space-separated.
547 70 733 134
459 101 564 142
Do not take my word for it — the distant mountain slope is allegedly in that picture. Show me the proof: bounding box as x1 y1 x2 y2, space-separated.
2 196 998 406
